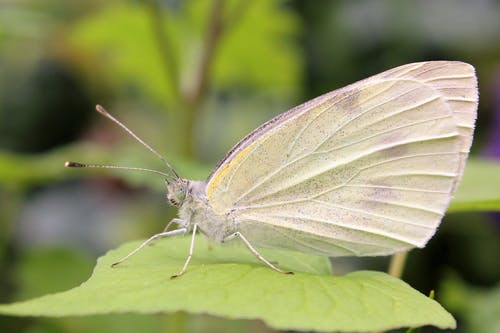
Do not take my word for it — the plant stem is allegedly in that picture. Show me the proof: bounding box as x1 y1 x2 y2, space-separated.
377 253 408 333
187 0 225 105
180 0 226 157
388 252 408 278
146 0 180 101
146 0 229 158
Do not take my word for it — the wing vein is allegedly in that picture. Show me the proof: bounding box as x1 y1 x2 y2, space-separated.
318 114 453 153
412 63 453 78
310 199 436 229
446 97 477 103
365 198 444 215
265 223 359 256
388 63 424 78
343 184 449 194
234 94 444 204
257 212 419 246
285 79 400 160
425 74 475 82
245 141 458 204
313 94 441 152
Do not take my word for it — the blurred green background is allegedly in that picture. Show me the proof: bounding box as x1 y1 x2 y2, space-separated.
0 1 499 332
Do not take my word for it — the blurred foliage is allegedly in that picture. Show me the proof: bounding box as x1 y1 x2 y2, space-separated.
14 248 94 301
0 0 499 332
0 142 211 191
0 59 92 153
69 0 301 105
440 273 500 333
67 0 301 157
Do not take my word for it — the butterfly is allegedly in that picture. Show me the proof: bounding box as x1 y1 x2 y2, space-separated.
66 61 478 277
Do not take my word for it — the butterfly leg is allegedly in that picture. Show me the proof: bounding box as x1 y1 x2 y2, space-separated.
163 218 184 232
224 232 293 275
144 218 186 248
111 227 187 267
171 223 198 279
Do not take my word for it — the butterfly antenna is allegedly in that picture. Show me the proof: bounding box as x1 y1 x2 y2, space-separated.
95 105 180 179
64 161 175 180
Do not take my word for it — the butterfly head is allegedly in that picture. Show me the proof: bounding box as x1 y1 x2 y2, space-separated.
165 178 189 207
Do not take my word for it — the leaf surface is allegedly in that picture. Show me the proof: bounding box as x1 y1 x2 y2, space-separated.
0 236 455 332
449 158 500 212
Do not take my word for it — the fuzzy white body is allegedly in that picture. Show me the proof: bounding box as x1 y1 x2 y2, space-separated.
177 180 236 243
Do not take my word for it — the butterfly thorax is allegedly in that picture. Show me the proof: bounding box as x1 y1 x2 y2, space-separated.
177 179 236 243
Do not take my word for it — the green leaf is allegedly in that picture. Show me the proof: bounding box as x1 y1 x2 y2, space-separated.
449 158 500 212
0 236 455 332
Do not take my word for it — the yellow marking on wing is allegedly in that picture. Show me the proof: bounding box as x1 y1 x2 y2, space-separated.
207 140 259 199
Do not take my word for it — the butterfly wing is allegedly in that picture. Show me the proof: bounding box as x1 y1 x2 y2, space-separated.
205 61 478 256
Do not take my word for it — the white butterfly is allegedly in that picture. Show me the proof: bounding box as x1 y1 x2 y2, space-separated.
67 61 478 277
